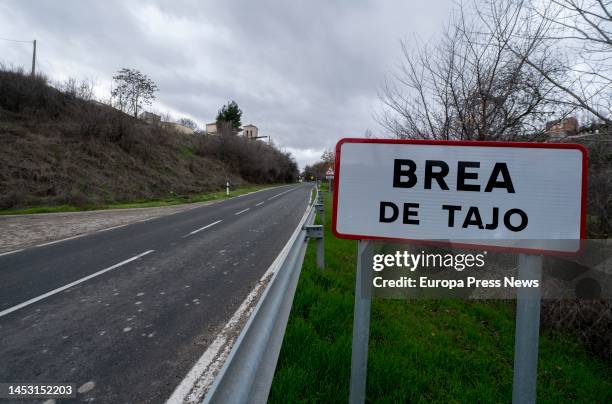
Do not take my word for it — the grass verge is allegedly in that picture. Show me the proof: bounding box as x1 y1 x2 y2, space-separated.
269 184 611 403
0 184 280 215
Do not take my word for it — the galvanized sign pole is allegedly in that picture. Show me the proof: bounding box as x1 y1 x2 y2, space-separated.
512 253 543 404
349 240 373 403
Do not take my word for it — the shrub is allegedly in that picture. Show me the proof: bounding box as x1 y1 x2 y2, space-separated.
0 65 68 118
197 135 298 183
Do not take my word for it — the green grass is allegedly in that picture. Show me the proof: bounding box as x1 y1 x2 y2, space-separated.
179 145 194 158
0 184 280 215
269 185 612 403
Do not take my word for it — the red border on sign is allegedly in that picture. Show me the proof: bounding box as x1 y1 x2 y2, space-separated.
331 138 588 256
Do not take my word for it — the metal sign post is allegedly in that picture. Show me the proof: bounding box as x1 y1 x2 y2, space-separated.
325 168 334 199
349 240 373 403
512 253 543 404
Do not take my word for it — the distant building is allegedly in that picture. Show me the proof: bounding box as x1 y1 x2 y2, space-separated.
161 122 194 135
139 111 161 124
206 122 218 135
139 111 194 135
243 124 258 139
545 116 578 138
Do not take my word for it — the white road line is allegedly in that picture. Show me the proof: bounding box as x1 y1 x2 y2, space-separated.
234 208 250 215
267 188 294 200
36 234 85 247
0 249 24 257
0 250 154 319
97 223 130 233
186 220 223 236
255 202 264 207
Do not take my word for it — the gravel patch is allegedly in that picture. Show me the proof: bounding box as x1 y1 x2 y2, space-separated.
0 202 217 253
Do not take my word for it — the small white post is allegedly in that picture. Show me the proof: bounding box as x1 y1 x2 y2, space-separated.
349 240 373 403
226 181 230 196
512 253 543 404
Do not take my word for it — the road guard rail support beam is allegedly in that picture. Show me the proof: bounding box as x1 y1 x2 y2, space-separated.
203 185 321 404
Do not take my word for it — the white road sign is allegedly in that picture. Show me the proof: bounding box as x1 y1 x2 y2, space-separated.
326 168 335 180
332 139 587 254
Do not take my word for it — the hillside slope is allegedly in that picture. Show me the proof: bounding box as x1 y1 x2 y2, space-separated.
0 69 296 209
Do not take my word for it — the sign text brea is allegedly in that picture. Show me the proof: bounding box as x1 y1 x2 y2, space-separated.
380 159 527 232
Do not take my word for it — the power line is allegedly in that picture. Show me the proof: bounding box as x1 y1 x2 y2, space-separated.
0 36 36 76
0 36 33 43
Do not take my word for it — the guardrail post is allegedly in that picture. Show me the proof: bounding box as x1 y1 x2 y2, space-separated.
315 203 324 225
304 225 324 269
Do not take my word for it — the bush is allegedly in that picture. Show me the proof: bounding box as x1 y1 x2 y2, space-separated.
541 300 612 361
0 65 68 118
197 134 298 184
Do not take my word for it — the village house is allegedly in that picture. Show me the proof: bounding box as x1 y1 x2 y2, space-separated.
205 122 218 135
139 111 194 135
243 124 258 139
544 116 578 139
205 122 262 140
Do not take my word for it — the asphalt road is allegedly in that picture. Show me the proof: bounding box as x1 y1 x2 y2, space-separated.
0 183 312 403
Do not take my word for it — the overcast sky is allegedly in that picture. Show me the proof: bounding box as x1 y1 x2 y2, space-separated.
0 0 453 169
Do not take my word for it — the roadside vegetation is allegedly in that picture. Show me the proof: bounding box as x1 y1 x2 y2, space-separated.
269 184 612 403
0 67 298 212
0 183 277 215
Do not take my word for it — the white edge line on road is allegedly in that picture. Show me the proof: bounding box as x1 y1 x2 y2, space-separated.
267 188 294 201
234 208 250 216
0 250 155 319
36 234 85 247
255 202 264 207
97 223 130 233
0 249 24 257
167 187 313 404
227 184 286 201
235 185 286 198
186 220 223 237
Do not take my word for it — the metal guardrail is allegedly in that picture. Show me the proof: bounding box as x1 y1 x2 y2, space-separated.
203 184 321 404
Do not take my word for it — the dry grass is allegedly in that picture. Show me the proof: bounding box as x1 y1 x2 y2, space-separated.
0 68 297 209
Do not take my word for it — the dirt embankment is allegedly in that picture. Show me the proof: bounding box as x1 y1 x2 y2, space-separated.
0 68 297 210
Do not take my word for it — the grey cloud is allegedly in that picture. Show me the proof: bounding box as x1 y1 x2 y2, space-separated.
0 0 453 168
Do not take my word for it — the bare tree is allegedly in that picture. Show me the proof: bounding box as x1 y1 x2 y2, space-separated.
478 0 611 123
587 136 612 236
178 117 198 131
320 148 335 167
111 68 158 117
59 77 95 101
378 4 562 140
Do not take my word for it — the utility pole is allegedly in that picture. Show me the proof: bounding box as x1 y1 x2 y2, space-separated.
31 39 36 76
